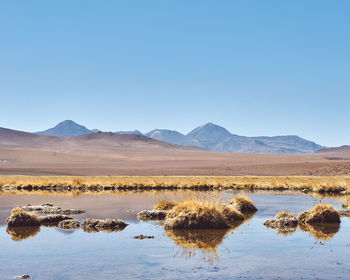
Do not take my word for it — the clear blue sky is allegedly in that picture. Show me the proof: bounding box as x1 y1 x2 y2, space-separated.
0 1 349 147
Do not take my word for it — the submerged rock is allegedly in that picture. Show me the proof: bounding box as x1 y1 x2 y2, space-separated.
58 220 80 230
264 211 298 235
81 218 128 233
14 275 30 279
134 235 155 239
6 208 41 227
137 210 167 221
39 215 73 226
21 204 84 215
338 209 350 217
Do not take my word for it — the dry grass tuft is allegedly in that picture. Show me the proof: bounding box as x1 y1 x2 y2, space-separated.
164 200 244 229
7 208 41 227
1 176 350 194
154 200 178 210
298 204 340 224
229 196 257 213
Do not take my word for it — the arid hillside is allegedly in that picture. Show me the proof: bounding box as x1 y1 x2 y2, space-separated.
0 127 349 176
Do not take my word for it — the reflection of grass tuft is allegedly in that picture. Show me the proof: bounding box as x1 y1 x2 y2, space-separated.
6 226 40 241
298 222 340 240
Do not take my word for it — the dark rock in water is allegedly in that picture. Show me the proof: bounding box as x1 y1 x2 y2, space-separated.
264 211 298 235
58 220 80 230
134 235 155 239
21 204 60 212
338 209 350 217
21 204 84 215
6 208 41 227
81 218 128 233
15 275 30 279
137 210 167 221
41 209 85 215
39 215 73 226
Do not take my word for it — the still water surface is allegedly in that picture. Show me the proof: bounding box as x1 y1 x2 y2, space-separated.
0 191 349 280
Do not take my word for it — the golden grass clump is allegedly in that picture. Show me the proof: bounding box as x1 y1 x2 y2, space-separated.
6 208 41 227
164 200 244 229
297 204 340 224
229 196 257 213
1 175 350 194
154 200 178 211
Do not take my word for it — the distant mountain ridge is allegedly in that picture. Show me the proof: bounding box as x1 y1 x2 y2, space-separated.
34 120 324 154
145 123 323 154
36 120 97 137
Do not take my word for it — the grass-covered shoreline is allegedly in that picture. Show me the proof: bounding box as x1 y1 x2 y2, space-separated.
0 175 350 194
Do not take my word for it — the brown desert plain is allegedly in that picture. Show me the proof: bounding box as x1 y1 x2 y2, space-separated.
0 126 350 177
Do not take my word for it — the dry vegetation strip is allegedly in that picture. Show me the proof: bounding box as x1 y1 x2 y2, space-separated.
0 176 350 193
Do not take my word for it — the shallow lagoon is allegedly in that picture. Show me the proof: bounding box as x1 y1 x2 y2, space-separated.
1 191 350 280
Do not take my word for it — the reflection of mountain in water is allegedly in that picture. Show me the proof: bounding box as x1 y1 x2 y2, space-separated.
6 226 40 241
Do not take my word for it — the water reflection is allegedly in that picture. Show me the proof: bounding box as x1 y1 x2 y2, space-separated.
164 214 253 265
264 224 297 236
6 226 40 241
165 228 230 265
265 221 340 239
298 223 340 240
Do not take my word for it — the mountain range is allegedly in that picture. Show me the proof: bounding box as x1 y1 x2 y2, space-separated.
35 120 324 154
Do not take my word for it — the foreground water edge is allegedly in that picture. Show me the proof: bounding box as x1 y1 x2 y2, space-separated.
1 190 350 279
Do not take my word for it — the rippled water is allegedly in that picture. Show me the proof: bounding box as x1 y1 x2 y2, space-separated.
0 191 350 280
